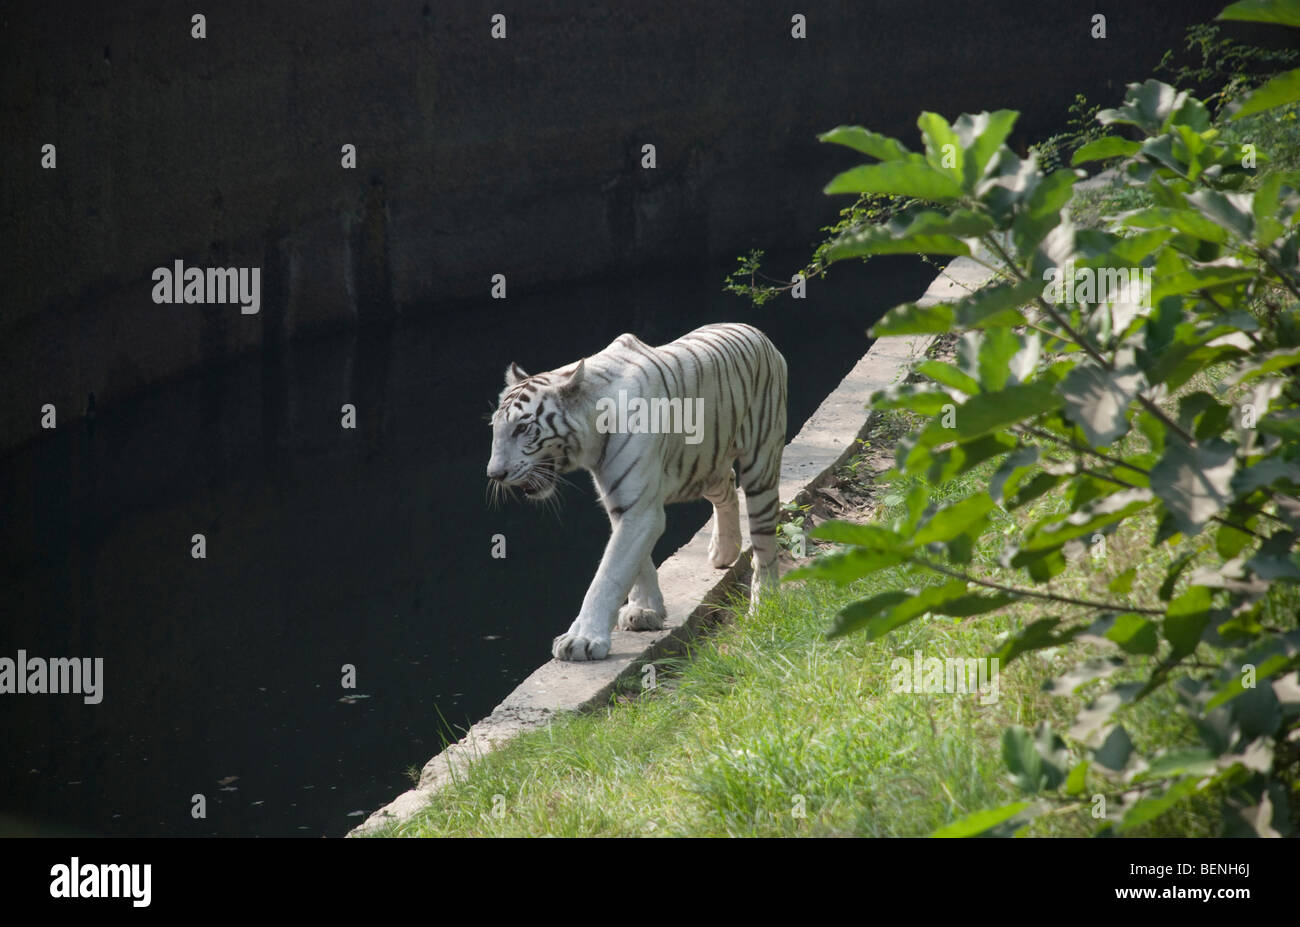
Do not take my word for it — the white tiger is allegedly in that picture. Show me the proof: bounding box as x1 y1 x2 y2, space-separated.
486 322 788 662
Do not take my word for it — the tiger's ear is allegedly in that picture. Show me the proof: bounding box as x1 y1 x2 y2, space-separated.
504 362 528 388
558 359 585 399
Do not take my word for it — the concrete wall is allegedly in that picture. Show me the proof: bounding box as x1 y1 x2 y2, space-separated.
0 0 1237 453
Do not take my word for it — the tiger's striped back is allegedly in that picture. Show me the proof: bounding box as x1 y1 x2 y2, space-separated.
487 321 788 662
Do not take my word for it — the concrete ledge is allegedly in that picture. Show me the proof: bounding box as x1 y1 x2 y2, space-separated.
349 254 992 836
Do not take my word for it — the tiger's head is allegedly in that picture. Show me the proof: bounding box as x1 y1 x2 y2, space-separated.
486 359 588 502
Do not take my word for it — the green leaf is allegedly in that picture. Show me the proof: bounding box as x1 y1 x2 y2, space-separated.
1245 531 1300 580
955 110 1020 184
1230 348 1300 385
817 125 911 161
926 433 1018 485
913 495 996 546
1106 229 1176 265
824 158 965 200
1071 136 1141 165
1071 684 1141 746
1233 683 1285 738
1117 778 1203 832
1003 726 1053 793
1158 550 1196 601
1169 95 1211 132
954 278 1040 329
1178 391 1232 442
871 382 962 416
1103 613 1159 655
1116 206 1229 244
1021 546 1069 582
1001 728 1038 790
1250 171 1300 244
1108 567 1137 595
1137 748 1219 782
1149 438 1238 536
826 589 908 636
1164 586 1212 661
1215 519 1256 559
1138 134 1189 176
828 579 970 640
1177 125 1210 181
1205 653 1298 710
1185 189 1255 241
1015 488 1154 555
915 360 980 395
990 618 1081 666
950 380 1064 441
931 801 1033 838
1260 410 1300 441
1097 80 1183 135
980 150 1040 219
917 111 965 188
1222 780 1291 838
1144 330 1253 393
1094 724 1135 772
968 327 1022 392
870 301 955 335
897 483 931 535
1007 471 1063 511
1058 355 1146 447
807 520 907 549
1149 265 1255 301
823 209 992 261
1065 761 1089 796
1012 168 1078 255
1233 457 1300 495
894 208 999 240
990 446 1039 504
871 277 1040 338
1042 657 1124 695
1218 0 1300 28
783 547 906 586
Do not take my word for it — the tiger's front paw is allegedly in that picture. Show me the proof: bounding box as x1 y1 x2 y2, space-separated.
617 604 665 631
552 631 610 662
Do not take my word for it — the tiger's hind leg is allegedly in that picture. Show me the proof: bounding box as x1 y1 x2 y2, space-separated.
616 555 666 631
739 441 783 609
703 470 742 569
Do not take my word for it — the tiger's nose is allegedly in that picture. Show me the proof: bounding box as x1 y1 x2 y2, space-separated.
486 463 508 481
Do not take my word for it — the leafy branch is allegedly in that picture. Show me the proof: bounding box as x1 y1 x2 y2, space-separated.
783 0 1300 837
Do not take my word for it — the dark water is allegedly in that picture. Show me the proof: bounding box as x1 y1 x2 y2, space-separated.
0 251 932 836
